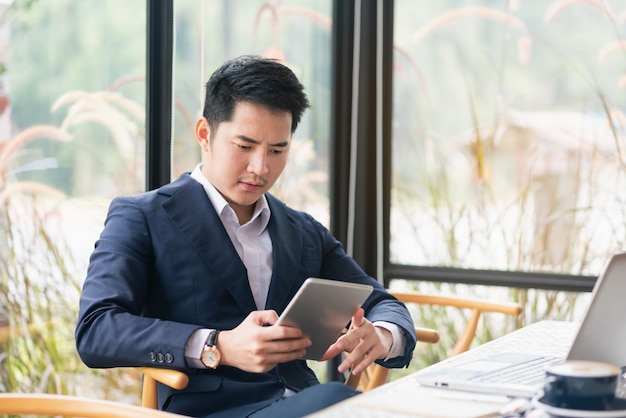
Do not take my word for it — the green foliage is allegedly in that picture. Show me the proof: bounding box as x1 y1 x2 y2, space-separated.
7 0 146 131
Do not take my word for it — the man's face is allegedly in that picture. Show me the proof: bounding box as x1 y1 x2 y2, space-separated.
196 101 292 223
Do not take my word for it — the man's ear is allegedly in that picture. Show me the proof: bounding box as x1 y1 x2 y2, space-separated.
195 118 211 152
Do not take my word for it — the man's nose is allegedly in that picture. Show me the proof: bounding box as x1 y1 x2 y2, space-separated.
248 150 269 175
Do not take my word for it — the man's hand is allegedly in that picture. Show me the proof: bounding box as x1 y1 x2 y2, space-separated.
217 310 312 373
318 308 392 376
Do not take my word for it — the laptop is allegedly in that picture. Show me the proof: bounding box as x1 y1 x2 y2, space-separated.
415 253 626 398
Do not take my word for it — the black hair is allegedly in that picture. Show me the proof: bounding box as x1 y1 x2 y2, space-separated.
202 55 310 135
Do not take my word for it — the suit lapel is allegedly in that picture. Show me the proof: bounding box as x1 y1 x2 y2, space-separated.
158 175 257 313
265 194 304 312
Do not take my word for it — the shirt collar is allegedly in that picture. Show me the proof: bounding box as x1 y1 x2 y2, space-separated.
190 164 271 230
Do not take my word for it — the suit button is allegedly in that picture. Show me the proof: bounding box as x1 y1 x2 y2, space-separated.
165 353 174 363
149 352 157 362
157 353 165 363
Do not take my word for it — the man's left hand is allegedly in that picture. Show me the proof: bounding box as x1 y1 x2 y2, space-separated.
318 308 392 376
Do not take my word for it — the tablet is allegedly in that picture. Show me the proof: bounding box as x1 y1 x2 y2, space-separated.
275 278 373 360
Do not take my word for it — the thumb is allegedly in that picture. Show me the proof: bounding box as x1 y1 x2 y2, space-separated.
351 308 365 329
250 310 279 326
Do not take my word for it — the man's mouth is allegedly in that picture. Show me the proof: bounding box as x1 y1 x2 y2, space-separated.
241 176 266 185
240 179 266 190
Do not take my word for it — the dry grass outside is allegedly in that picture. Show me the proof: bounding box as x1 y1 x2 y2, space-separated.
0 85 148 404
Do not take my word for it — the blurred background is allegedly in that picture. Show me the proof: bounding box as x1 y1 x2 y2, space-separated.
1 0 625 403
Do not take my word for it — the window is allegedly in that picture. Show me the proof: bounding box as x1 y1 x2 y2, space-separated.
391 0 626 279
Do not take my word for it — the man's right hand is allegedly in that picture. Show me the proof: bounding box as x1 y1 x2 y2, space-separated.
217 310 312 373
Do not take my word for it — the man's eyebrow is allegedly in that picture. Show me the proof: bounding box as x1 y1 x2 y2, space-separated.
238 135 289 147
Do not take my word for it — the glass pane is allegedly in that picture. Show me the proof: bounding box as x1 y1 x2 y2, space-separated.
392 0 626 276
172 0 332 225
0 0 146 397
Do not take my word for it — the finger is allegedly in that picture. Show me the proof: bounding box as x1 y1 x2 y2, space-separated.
318 343 343 362
271 322 308 340
265 336 312 355
350 308 365 328
335 334 370 374
350 354 376 375
338 349 374 375
319 328 361 363
337 329 384 374
251 310 279 326
261 347 309 367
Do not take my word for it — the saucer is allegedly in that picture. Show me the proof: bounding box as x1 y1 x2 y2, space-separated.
532 396 626 418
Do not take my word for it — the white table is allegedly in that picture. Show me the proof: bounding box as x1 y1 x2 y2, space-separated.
308 321 578 418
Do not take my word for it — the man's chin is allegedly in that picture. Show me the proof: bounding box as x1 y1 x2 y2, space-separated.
233 192 264 207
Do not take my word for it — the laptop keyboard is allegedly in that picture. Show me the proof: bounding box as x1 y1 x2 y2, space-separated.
471 355 560 386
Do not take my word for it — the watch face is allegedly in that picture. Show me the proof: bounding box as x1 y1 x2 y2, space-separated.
201 346 220 368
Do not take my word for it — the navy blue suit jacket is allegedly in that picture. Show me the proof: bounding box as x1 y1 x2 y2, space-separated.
75 173 416 418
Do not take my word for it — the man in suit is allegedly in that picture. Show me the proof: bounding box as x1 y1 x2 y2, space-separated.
75 55 416 418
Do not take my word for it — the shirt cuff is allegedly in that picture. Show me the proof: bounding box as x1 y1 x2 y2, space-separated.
372 321 405 361
185 328 212 368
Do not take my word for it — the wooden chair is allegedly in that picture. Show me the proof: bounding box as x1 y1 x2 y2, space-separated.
0 393 185 417
391 291 522 357
136 290 522 405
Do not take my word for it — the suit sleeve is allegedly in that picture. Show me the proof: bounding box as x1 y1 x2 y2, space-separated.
75 196 199 369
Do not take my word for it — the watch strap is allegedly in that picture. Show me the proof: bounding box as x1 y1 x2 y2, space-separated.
205 329 220 347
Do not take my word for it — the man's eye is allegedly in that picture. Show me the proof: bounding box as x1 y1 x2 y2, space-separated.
237 144 251 150
271 149 284 155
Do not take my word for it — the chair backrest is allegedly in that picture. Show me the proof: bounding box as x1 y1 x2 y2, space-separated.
393 291 522 357
0 393 184 417
345 291 523 392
